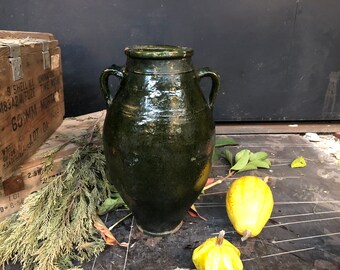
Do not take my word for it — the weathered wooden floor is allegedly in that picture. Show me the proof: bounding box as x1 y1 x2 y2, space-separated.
5 133 340 270
80 134 340 270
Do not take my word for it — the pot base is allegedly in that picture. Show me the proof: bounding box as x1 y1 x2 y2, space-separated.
136 221 183 237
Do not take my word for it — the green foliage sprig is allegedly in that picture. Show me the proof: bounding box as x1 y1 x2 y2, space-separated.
213 138 271 174
223 149 272 173
0 126 120 270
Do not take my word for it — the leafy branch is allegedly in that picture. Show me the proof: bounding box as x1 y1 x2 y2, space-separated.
190 138 272 220
214 137 271 178
222 149 271 173
0 124 125 270
203 138 272 190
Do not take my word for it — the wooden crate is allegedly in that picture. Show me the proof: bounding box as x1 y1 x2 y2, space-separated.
0 30 64 182
0 111 106 221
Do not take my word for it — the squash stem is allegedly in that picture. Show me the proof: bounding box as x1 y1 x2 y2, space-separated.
241 230 252 241
216 230 225 246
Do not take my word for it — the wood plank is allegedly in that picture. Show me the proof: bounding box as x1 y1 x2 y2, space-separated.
94 134 340 270
2 112 340 269
0 33 64 181
216 122 340 134
0 40 58 58
0 30 55 40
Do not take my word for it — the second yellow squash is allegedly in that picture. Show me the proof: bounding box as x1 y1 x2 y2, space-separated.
226 176 274 241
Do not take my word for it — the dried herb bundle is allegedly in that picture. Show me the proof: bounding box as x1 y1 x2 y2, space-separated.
0 126 119 270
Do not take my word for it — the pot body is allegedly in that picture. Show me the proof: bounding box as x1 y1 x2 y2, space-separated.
100 45 220 235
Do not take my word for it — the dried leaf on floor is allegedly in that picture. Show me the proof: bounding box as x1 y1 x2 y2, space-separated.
188 204 207 221
93 215 128 247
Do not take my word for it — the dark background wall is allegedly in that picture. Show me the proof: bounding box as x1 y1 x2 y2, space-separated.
1 0 339 122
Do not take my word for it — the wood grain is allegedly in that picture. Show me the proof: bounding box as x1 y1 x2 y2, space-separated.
0 31 64 182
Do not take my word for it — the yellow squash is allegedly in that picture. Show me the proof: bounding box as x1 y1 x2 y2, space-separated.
192 230 243 270
226 176 274 241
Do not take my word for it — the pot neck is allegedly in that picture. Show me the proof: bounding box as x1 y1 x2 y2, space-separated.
124 45 194 75
125 57 194 75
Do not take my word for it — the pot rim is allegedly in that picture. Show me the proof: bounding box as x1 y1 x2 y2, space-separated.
124 45 193 59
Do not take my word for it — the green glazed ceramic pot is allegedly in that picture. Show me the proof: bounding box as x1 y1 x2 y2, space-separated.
100 45 220 236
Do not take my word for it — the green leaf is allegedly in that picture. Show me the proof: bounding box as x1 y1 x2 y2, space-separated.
212 148 220 162
224 149 234 166
264 158 271 166
235 149 251 163
250 151 268 161
248 160 270 169
291 156 307 168
215 137 238 147
237 163 258 173
97 195 125 215
231 150 250 171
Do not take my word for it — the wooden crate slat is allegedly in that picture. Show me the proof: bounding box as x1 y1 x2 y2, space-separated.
0 30 64 182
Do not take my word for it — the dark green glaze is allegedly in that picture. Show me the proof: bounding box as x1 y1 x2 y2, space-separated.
100 45 220 236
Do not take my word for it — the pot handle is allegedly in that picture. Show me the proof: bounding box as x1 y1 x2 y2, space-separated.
196 67 220 109
99 65 125 107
